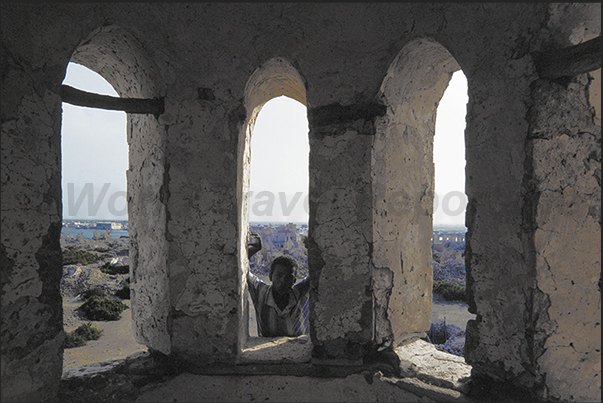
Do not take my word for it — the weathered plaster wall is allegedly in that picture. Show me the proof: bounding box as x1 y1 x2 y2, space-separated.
162 93 242 365
128 113 170 354
1 3 600 402
69 24 171 355
134 371 464 402
307 107 377 361
528 72 601 401
0 85 64 402
1 7 81 401
463 52 541 389
372 38 460 347
464 6 601 402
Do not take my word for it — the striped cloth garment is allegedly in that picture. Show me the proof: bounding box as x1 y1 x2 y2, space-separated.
247 272 310 337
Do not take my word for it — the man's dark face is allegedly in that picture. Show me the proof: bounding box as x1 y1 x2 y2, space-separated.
271 264 295 295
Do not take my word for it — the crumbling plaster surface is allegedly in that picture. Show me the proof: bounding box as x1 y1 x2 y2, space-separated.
395 339 472 393
1 90 64 400
67 24 172 355
590 69 602 124
463 54 541 385
237 120 253 353
1 7 81 401
161 92 242 364
134 370 469 403
464 9 600 400
58 341 472 402
127 113 170 355
69 25 164 99
547 3 601 46
1 3 600 402
373 38 460 347
308 118 375 359
528 73 601 402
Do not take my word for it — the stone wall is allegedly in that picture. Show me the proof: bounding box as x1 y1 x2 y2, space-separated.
70 24 172 355
532 12 602 400
0 81 64 402
528 73 601 401
463 27 542 392
308 101 377 362
1 7 73 401
372 38 459 348
1 3 600 402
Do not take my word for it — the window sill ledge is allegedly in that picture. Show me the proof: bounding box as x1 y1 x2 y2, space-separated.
239 334 313 364
395 339 471 393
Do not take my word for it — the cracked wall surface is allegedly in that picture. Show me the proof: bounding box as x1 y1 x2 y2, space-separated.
128 113 170 354
464 6 600 402
308 113 376 360
373 38 460 347
69 25 172 355
163 94 242 365
1 9 73 400
1 3 600 402
463 56 539 385
0 96 65 397
528 73 601 402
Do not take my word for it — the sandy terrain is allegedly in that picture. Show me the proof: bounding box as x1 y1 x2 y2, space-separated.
430 294 476 329
62 297 147 372
63 293 473 373
61 235 474 372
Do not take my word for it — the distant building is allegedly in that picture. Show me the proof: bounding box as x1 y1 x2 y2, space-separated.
95 222 112 230
432 232 466 244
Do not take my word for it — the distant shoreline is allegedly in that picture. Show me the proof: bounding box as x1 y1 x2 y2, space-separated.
61 228 129 239
433 224 467 233
62 219 466 234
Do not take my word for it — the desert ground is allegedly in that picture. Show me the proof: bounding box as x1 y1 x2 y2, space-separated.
61 233 474 373
62 292 474 372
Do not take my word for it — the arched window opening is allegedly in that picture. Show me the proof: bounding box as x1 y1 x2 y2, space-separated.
60 62 146 374
373 39 474 384
238 58 312 363
247 95 310 338
60 24 170 361
429 70 475 356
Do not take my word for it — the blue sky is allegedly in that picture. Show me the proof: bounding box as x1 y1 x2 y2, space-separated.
248 96 310 223
61 63 467 226
433 71 468 226
61 63 127 220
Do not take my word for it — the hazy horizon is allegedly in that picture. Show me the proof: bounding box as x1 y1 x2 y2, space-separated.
61 63 468 227
63 218 466 232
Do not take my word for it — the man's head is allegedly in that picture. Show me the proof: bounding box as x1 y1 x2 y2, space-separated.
269 255 298 295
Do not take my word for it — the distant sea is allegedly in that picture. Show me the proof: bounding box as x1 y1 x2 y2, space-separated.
433 224 467 233
61 228 129 239
61 221 461 239
250 221 308 227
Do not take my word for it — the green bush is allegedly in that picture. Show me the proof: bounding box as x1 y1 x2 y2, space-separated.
64 332 86 348
432 252 441 263
82 287 107 300
433 281 466 302
80 294 128 321
115 282 130 300
100 262 129 275
62 247 104 266
64 322 103 348
73 322 103 340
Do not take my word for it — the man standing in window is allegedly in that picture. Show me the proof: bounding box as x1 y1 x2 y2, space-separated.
247 232 309 337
